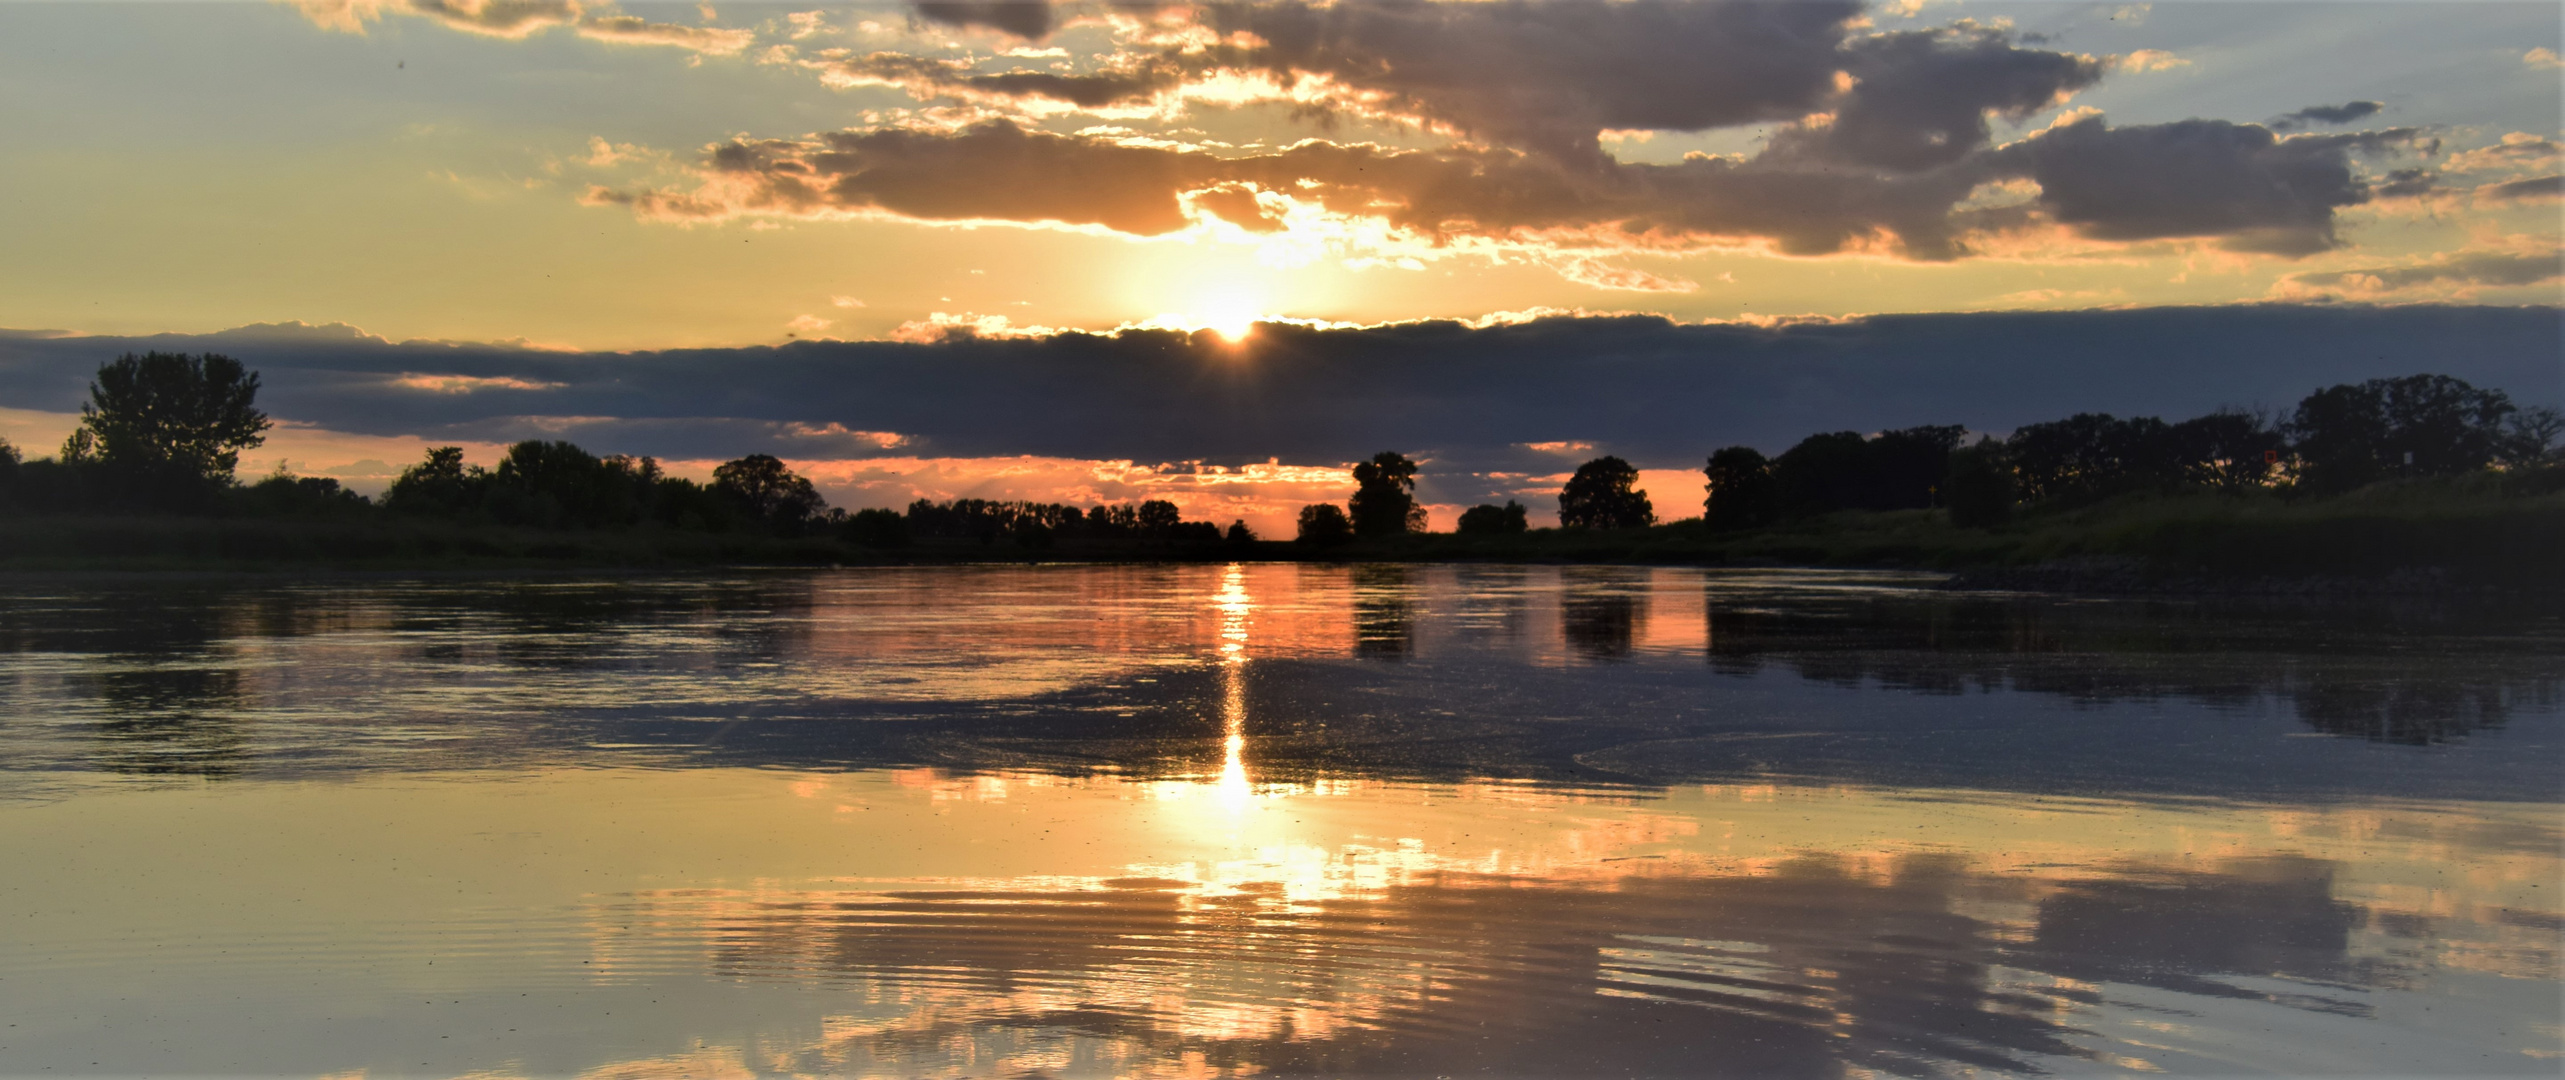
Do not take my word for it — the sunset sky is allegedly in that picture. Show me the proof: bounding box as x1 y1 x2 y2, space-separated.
1 0 2558 530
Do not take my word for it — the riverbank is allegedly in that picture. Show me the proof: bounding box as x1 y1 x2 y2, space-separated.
4 477 2558 588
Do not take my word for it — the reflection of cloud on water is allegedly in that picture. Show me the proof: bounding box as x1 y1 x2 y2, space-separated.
573 838 2557 1079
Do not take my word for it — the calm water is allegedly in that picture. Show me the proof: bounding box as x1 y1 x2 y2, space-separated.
0 565 2557 1078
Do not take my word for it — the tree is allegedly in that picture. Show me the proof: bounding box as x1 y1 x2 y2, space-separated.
2005 413 2181 506
1942 438 2014 528
1225 520 1257 545
1557 456 1654 529
1703 446 1777 531
712 454 825 529
2503 406 2565 467
1296 503 1354 546
1136 499 1183 536
2170 409 2285 492
1348 451 1424 537
842 507 909 547
75 351 273 496
384 446 485 515
2288 375 2515 494
1456 500 1529 535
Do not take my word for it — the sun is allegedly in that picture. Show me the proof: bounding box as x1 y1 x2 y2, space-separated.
1191 292 1264 342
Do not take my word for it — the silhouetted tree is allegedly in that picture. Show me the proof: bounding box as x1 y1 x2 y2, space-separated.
2287 375 2515 494
75 351 273 505
1296 503 1354 546
482 440 660 529
713 454 826 529
2005 414 2183 506
1558 456 1654 529
1773 431 1870 516
384 446 485 515
2504 406 2565 467
1456 500 1530 535
842 507 909 547
1943 438 2014 528
0 436 17 508
2170 409 2285 492
1703 446 1778 531
1135 499 1183 537
1225 520 1256 545
1348 451 1424 537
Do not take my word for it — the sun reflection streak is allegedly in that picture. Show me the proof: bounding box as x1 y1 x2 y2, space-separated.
1214 563 1253 808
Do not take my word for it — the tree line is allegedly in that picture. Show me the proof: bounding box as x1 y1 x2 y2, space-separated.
1703 374 2560 530
6 355 2557 549
0 352 1252 550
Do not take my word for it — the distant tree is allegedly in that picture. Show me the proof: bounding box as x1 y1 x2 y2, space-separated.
2005 413 2183 506
58 427 99 466
842 507 910 547
1703 446 1778 531
1136 499 1183 537
1225 520 1257 545
1296 503 1354 546
487 440 655 529
2168 409 2285 492
1772 431 1869 516
75 351 273 501
1455 500 1530 535
1942 438 2014 528
384 446 486 515
1864 425 1969 509
1557 456 1654 529
2503 406 2565 467
712 454 826 529
2288 375 2515 494
0 437 17 508
1348 451 1424 537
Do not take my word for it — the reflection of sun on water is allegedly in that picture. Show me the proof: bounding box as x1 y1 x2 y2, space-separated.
1214 563 1253 807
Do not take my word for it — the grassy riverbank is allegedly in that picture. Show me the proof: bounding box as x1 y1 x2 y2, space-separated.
4 476 2558 587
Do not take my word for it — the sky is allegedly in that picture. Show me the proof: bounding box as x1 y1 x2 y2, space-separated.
0 0 2559 530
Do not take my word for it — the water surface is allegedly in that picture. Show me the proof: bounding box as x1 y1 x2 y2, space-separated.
1 565 2557 1077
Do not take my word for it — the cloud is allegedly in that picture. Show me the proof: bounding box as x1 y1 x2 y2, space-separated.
291 0 755 52
2270 101 2383 131
389 373 567 393
913 0 1054 39
1556 259 1698 293
2444 133 2563 174
2527 47 2563 70
6 308 2554 490
2478 174 2564 203
2111 49 2187 73
1993 116 2418 255
2277 241 2564 300
575 15 754 54
593 108 2415 264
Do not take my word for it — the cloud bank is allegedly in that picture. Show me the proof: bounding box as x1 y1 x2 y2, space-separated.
4 306 2554 514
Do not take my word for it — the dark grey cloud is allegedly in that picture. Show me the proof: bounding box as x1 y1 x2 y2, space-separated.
2286 250 2564 295
914 0 1055 39
2271 101 2384 131
2481 174 2564 202
1192 0 1863 163
1995 117 2416 255
596 110 2409 259
5 307 2554 505
1767 25 2106 171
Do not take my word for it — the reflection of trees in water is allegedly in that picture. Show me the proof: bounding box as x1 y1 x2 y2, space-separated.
1560 568 1648 662
603 851 2406 1078
1350 565 1414 661
85 665 248 776
1707 590 2559 745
